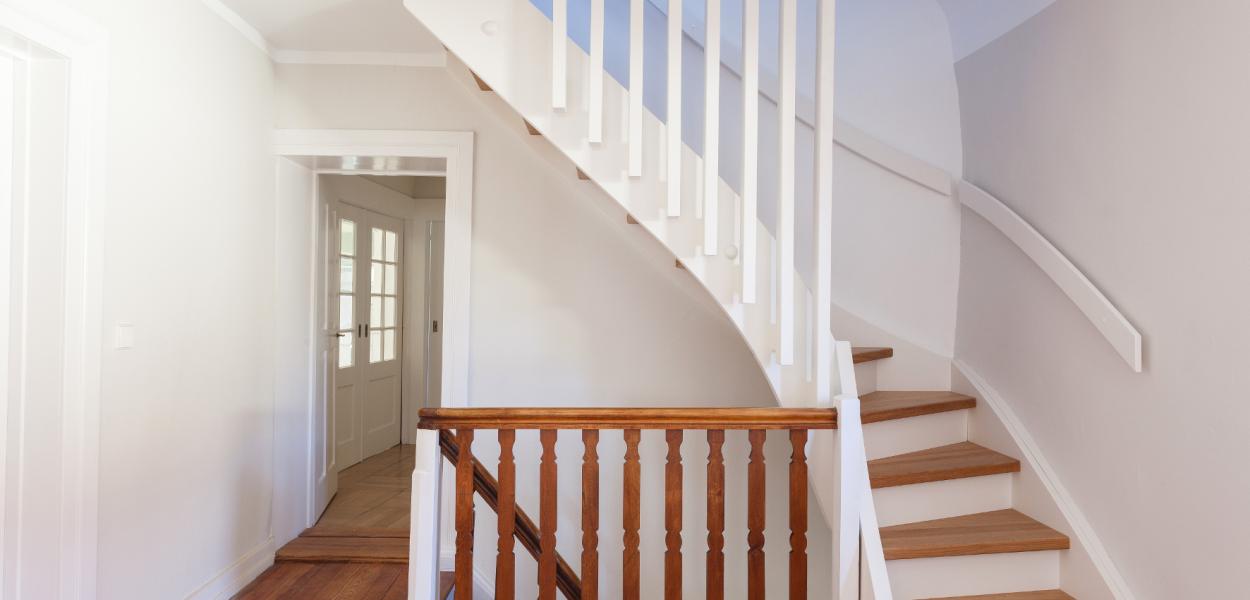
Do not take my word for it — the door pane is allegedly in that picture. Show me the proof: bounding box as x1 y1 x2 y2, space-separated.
370 296 382 328
385 231 397 261
371 262 383 294
340 219 356 255
370 332 382 363
339 295 354 330
372 228 384 260
384 297 396 327
338 334 353 369
384 329 396 361
339 257 354 293
384 264 397 294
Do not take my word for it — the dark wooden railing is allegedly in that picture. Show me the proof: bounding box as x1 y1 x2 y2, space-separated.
420 407 836 600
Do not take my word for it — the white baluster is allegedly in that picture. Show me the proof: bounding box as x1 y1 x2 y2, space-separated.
778 0 796 365
703 0 721 253
628 0 643 177
588 0 605 143
814 0 836 403
666 0 683 215
552 0 567 109
741 0 759 303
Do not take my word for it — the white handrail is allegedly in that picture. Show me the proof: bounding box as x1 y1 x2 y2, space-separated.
833 340 893 600
958 181 1143 372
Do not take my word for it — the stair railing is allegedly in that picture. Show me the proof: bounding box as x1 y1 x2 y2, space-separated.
413 407 835 599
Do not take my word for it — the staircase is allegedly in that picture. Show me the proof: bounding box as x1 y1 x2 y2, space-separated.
400 0 1084 598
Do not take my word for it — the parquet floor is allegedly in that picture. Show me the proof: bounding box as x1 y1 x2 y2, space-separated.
234 444 419 600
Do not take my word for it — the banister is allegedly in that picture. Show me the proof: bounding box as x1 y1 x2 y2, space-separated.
418 407 837 430
437 430 583 600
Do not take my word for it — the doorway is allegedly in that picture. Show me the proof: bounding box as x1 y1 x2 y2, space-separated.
324 174 446 473
272 128 473 542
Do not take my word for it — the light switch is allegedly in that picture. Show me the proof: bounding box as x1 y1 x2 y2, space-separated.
114 323 134 349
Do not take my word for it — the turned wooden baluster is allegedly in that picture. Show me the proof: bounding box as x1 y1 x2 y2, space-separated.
622 429 641 600
455 429 476 600
496 430 516 600
747 429 766 600
706 430 726 600
582 430 600 600
539 430 558 600
665 430 684 600
789 429 809 599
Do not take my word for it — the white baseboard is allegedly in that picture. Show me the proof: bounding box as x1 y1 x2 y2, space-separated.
439 550 496 599
953 359 1135 600
184 536 276 600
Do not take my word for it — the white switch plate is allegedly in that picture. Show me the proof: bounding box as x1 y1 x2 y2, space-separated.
114 323 134 349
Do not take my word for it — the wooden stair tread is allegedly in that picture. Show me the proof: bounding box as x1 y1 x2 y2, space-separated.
275 535 409 564
881 509 1069 560
439 571 454 599
852 346 894 364
869 442 1020 488
301 526 408 539
860 391 976 424
921 591 1075 600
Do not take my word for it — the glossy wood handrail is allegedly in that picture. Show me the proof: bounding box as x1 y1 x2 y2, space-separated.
419 407 836 430
438 430 582 600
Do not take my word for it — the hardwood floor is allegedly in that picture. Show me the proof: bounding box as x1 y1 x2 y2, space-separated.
235 444 416 600
314 444 415 532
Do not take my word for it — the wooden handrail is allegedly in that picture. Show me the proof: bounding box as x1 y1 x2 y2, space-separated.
437 430 582 600
419 407 837 430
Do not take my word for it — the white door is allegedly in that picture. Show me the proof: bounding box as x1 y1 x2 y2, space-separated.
361 211 404 458
333 203 405 470
314 190 339 516
333 203 368 469
424 221 445 408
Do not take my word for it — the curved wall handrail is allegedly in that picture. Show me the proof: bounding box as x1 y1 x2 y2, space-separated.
832 118 954 196
957 181 1143 372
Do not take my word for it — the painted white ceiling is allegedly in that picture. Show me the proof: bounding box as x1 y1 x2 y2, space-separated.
218 0 444 54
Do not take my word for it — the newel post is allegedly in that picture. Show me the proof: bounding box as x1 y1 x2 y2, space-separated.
409 429 444 599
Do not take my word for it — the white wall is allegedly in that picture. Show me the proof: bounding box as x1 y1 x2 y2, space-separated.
49 0 277 598
954 1 1250 597
274 62 825 597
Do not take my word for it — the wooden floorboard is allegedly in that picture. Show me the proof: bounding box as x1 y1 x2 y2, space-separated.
234 563 407 600
313 444 415 533
869 441 1020 488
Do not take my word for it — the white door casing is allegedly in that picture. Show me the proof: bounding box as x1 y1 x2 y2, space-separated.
423 221 445 409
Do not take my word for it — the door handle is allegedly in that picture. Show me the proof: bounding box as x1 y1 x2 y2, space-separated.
432 320 439 333
332 332 346 338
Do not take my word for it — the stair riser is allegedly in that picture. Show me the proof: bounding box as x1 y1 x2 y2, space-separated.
863 409 967 460
873 473 1012 527
854 361 878 394
886 551 1061 600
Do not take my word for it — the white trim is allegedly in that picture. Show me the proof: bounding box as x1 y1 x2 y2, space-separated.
197 0 271 56
271 49 447 68
957 181 1142 372
0 1 107 597
833 118 953 196
953 359 1136 600
273 128 474 555
184 537 276 600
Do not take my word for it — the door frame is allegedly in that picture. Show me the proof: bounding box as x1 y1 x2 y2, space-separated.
0 1 106 597
273 129 474 534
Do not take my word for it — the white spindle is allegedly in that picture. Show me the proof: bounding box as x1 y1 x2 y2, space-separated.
814 0 835 402
703 0 721 253
552 0 567 109
741 0 759 303
588 0 605 143
628 0 643 177
666 0 683 215
778 0 796 365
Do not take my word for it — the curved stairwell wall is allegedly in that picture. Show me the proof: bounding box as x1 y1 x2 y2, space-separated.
954 1 1250 597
